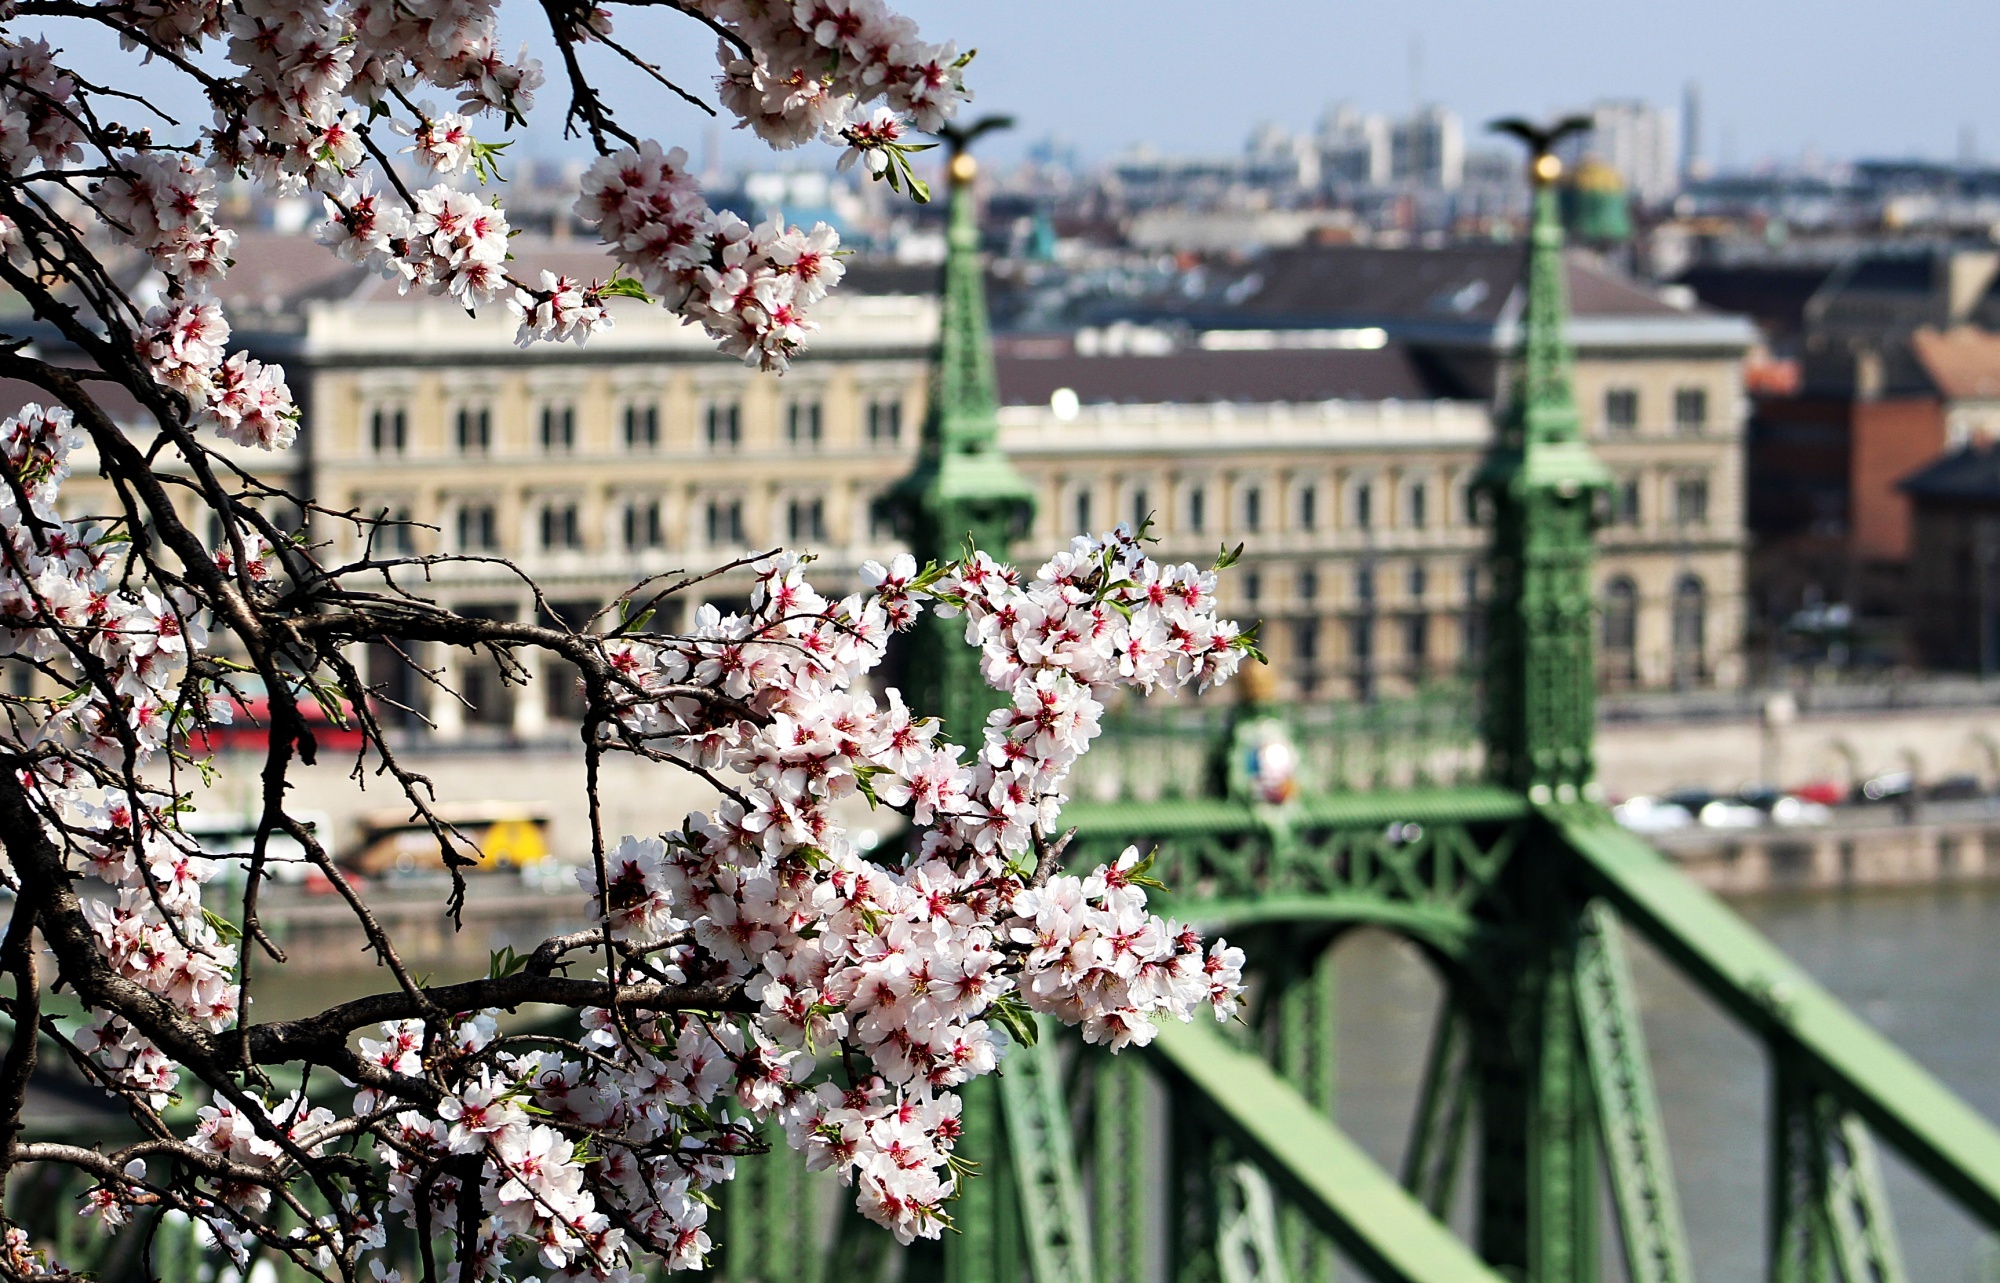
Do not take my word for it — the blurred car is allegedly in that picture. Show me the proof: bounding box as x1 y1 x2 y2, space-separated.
1926 774 1986 801
1852 771 1914 804
181 810 333 883
1698 799 1766 829
1662 788 1718 815
1734 786 1832 828
189 691 367 755
1613 796 1694 833
1768 795 1833 827
1790 780 1846 807
346 803 554 875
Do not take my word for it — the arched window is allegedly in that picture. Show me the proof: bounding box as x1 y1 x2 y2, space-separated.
1672 574 1706 683
1602 576 1638 685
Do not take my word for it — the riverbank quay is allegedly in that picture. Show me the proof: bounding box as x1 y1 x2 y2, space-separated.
1653 805 2000 893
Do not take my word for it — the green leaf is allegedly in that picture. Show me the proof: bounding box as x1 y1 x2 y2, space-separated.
1214 542 1246 571
987 993 1039 1049
597 274 654 303
488 945 530 979
467 138 513 185
202 908 244 944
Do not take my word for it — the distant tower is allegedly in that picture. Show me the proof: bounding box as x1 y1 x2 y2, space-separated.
1681 82 1705 183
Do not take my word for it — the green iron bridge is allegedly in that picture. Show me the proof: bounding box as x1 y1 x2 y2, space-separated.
17 123 2000 1283
783 120 2000 1283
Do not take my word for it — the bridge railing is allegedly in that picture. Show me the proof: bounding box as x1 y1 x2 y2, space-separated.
1071 685 1485 804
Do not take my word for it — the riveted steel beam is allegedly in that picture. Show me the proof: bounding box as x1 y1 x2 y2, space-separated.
1146 1018 1508 1283
1575 902 1693 1283
1559 814 2000 1231
1001 1017 1096 1283
1402 999 1475 1222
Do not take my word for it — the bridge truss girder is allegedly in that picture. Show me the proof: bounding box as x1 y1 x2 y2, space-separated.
706 799 2000 1283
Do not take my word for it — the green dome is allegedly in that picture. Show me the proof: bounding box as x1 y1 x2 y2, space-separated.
1560 158 1633 243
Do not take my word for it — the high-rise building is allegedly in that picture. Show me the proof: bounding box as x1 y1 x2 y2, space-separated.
1682 82 1708 183
1317 103 1392 187
1563 99 1681 206
1245 121 1320 190
1391 105 1464 191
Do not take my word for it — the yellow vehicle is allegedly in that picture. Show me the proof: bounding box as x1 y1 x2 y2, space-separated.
345 803 553 876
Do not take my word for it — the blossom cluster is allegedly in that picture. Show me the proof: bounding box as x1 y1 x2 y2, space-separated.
0 405 243 1110
0 6 1262 1280
522 530 1255 1251
228 530 1253 1273
702 0 968 149
3 0 969 383
88 149 300 449
2 374 1252 1276
573 141 844 368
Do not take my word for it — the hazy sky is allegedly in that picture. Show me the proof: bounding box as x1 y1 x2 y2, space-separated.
35 2 2000 171
884 0 2000 168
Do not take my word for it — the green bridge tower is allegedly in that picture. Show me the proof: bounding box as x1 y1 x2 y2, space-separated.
884 124 1096 1283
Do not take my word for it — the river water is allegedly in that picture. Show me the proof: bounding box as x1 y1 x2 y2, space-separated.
1334 882 2000 1282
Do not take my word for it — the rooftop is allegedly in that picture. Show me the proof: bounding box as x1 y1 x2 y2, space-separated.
1911 326 2000 400
1052 243 1705 337
996 344 1443 407
1900 444 2000 502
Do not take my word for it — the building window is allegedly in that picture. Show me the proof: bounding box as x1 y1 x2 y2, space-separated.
1674 475 1710 527
1243 569 1261 607
1349 617 1375 701
786 400 822 448
540 403 575 452
455 405 490 454
1188 486 1207 533
1604 387 1640 433
869 497 896 542
1672 575 1706 682
623 402 659 450
1354 481 1374 529
1408 562 1427 598
1408 482 1428 530
705 401 741 450
457 503 497 552
1613 477 1642 527
867 398 902 446
1129 486 1149 531
1404 614 1429 663
1074 488 1093 534
1461 566 1482 670
1242 485 1263 532
369 505 414 554
1355 564 1376 603
1673 387 1709 435
1603 576 1638 684
370 405 407 454
539 500 580 550
623 498 663 550
1298 484 1318 531
1297 566 1318 601
787 496 826 542
705 497 745 546
1294 618 1320 697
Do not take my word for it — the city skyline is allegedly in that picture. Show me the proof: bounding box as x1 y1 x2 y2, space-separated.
884 0 1999 172
33 2 2000 176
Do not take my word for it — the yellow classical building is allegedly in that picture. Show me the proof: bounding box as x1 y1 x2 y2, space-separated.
170 234 1752 737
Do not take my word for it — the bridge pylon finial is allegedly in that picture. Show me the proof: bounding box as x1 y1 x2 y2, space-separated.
1476 117 1612 805
881 116 1037 742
